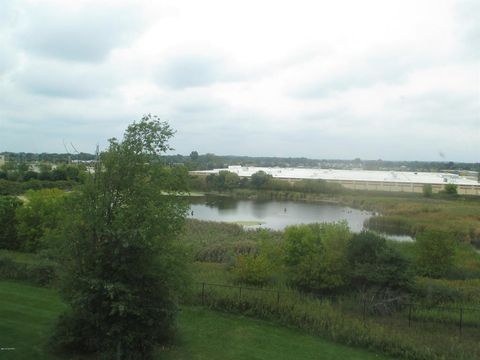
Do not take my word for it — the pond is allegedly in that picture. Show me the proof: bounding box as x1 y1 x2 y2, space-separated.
188 196 370 232
188 196 414 241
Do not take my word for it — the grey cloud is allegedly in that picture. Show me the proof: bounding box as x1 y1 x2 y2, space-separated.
391 92 480 127
0 0 18 25
292 54 419 99
18 5 143 63
156 55 229 89
455 0 480 59
0 50 17 77
14 61 116 99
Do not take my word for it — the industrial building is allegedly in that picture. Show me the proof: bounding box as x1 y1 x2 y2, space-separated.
191 166 480 196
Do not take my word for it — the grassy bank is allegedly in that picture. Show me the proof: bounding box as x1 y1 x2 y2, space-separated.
187 276 480 360
161 306 391 360
0 281 389 360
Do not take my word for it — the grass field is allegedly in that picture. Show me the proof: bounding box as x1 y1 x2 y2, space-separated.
161 306 391 360
0 281 389 360
0 281 66 360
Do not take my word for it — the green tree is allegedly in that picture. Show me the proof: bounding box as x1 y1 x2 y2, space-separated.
189 150 199 161
51 167 67 181
51 115 189 359
16 188 67 252
415 230 455 278
232 233 283 286
422 184 433 197
283 222 351 291
443 183 458 195
347 232 412 292
0 196 22 249
250 170 272 189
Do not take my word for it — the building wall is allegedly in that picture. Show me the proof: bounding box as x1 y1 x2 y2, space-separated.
190 171 480 196
0 155 5 167
323 179 480 195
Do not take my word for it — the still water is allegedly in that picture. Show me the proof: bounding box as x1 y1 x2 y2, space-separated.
188 196 372 232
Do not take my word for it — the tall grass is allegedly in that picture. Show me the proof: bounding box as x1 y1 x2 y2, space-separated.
186 281 480 360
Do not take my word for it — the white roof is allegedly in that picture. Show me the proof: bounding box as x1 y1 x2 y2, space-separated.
193 166 479 186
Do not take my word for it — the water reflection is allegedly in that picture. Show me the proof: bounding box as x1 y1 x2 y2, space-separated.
187 196 415 241
188 196 371 232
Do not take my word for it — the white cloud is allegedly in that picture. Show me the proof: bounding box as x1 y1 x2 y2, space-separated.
0 0 478 161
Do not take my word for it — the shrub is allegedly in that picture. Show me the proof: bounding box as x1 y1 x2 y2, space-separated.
415 230 455 278
422 184 433 197
0 256 57 286
414 277 480 305
347 232 413 292
16 188 67 252
443 184 458 195
0 196 22 250
28 260 57 286
284 222 351 291
194 241 258 263
232 253 274 286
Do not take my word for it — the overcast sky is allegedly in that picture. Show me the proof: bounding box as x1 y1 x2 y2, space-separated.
0 0 479 161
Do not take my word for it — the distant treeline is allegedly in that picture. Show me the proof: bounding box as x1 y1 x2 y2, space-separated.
1 152 95 163
2 151 479 173
166 153 480 173
0 161 85 195
190 170 345 194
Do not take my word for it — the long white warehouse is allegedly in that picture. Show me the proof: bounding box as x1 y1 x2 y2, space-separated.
191 166 480 195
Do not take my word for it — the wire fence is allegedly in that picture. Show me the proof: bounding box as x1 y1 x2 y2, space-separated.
196 282 480 339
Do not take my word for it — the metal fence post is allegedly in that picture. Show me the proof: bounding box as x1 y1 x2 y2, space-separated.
408 304 412 328
277 291 280 306
239 286 242 300
459 308 463 337
363 298 367 325
201 282 205 305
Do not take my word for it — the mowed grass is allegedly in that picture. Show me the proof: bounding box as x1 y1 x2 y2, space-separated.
0 281 67 360
0 281 390 360
161 306 391 360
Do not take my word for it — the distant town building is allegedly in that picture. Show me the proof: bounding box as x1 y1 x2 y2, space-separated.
0 155 5 167
191 166 480 196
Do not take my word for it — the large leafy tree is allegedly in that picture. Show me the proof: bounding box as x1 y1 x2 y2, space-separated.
52 115 189 359
16 188 67 252
283 222 351 291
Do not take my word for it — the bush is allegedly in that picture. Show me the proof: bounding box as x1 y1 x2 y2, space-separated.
415 230 455 278
443 184 458 195
16 188 67 252
0 256 23 279
28 260 57 286
194 241 258 263
414 277 480 305
347 231 413 292
232 253 274 286
49 311 101 356
0 256 57 286
0 196 22 250
422 184 433 197
284 222 351 291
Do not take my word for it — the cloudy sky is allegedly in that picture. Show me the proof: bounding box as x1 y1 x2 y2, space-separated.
0 0 479 161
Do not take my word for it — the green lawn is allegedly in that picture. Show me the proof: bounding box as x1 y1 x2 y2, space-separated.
161 306 391 360
0 281 67 360
0 281 390 360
